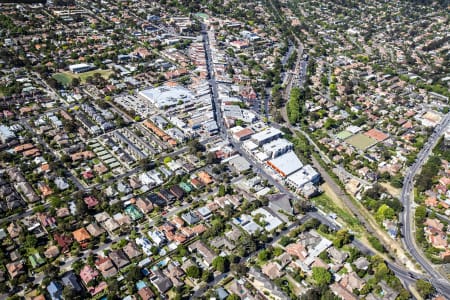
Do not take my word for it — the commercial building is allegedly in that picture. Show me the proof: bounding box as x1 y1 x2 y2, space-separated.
0 125 15 144
251 127 282 146
286 165 321 190
232 127 254 141
228 155 251 173
267 151 303 177
262 139 293 159
138 86 195 109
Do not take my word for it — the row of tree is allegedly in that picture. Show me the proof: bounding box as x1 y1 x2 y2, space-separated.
287 87 304 124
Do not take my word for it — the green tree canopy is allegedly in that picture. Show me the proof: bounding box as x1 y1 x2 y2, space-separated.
415 279 435 299
311 267 332 286
375 204 396 222
212 256 230 273
186 265 202 278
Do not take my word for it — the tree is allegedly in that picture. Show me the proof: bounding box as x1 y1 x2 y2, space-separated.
368 236 386 252
333 229 352 248
415 205 427 223
186 265 202 279
75 199 87 215
258 249 271 262
24 234 37 249
63 286 84 300
202 270 213 282
212 256 230 273
71 77 80 87
279 236 292 247
71 260 84 273
390 174 403 188
126 265 143 282
364 183 386 199
226 295 241 300
43 263 60 280
416 279 435 299
287 87 304 124
374 262 390 282
218 185 226 197
375 204 396 222
177 245 188 256
231 263 248 277
150 245 159 255
318 224 329 234
397 289 411 300
206 152 219 164
187 139 205 154
311 267 332 286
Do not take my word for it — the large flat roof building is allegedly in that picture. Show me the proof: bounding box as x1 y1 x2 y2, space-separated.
286 165 320 190
251 127 282 146
0 125 15 144
262 139 293 159
267 151 303 177
69 63 94 74
138 86 195 109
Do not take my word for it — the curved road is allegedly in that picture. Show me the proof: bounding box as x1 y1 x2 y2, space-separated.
400 112 450 296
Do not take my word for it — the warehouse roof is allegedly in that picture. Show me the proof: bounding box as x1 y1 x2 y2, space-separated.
267 151 303 177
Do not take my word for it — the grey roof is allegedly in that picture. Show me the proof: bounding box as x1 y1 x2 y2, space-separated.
62 271 83 292
216 287 229 300
109 249 130 269
181 211 200 225
151 270 173 294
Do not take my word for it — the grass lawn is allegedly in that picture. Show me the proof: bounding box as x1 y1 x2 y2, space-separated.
53 73 72 86
311 193 362 234
346 133 377 150
78 69 113 81
336 130 353 140
53 69 113 86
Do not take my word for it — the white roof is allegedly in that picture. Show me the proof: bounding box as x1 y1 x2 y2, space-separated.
262 138 293 154
69 63 92 71
0 125 14 138
286 171 310 189
243 140 258 151
268 151 303 177
346 125 361 134
139 85 195 108
243 221 262 234
251 208 283 232
197 206 211 217
254 151 269 162
256 187 271 197
251 127 282 143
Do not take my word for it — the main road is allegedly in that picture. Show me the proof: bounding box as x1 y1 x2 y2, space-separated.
400 112 450 296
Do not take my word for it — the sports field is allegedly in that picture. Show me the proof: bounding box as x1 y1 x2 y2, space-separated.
336 130 353 140
53 69 113 86
52 73 72 86
346 133 377 150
